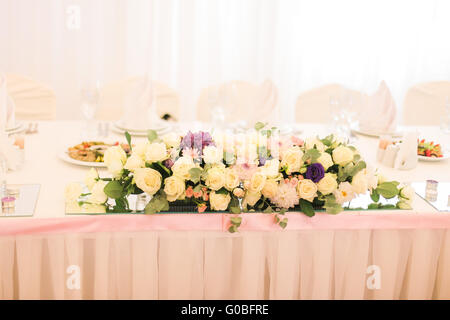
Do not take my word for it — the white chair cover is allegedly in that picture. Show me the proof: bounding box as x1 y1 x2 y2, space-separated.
196 79 279 123
6 73 56 120
98 76 180 122
295 84 366 123
403 81 450 126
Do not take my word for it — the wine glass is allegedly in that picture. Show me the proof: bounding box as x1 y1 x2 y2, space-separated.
441 96 450 134
80 81 100 139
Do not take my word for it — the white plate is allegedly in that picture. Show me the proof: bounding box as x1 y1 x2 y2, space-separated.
58 151 107 168
114 120 169 133
418 152 450 162
112 124 172 137
352 124 403 138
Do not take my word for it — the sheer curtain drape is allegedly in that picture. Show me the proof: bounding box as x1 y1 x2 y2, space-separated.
1 0 449 121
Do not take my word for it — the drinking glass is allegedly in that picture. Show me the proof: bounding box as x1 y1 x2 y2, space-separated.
80 81 100 138
441 96 450 134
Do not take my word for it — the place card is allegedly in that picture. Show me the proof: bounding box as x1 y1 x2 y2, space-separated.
0 184 40 217
411 182 450 212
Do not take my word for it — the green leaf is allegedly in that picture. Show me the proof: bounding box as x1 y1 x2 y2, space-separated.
193 184 202 193
125 131 132 151
147 130 158 142
254 122 266 131
353 154 361 162
144 193 169 214
379 204 397 209
370 189 380 202
376 182 399 199
324 194 343 214
215 188 229 195
230 206 241 214
368 203 379 210
278 208 287 215
230 216 242 227
103 180 124 199
263 206 273 213
279 217 288 229
299 199 315 217
228 225 238 233
349 161 366 176
189 167 203 183
302 148 321 162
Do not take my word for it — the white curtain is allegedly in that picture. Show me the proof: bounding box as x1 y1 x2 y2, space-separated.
1 0 449 122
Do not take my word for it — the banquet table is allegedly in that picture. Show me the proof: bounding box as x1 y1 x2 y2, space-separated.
0 121 449 300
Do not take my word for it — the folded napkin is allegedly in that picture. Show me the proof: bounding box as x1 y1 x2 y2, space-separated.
0 74 15 131
394 131 418 170
122 77 164 131
359 81 397 134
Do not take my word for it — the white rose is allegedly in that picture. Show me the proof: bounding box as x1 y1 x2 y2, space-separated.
84 168 98 191
262 179 278 199
206 166 226 191
243 191 261 207
104 146 127 177
248 171 267 193
233 187 245 198
397 200 412 210
145 142 168 163
203 145 223 164
82 203 106 214
210 191 231 211
317 152 334 171
108 159 125 178
89 180 108 204
332 146 354 166
224 167 240 191
305 137 326 152
65 200 82 214
65 182 82 202
133 141 150 159
351 170 369 194
296 179 318 202
400 185 415 203
334 182 356 204
317 173 338 195
124 154 145 172
164 176 185 202
281 146 304 174
172 156 196 180
134 168 162 196
161 132 181 149
262 159 280 178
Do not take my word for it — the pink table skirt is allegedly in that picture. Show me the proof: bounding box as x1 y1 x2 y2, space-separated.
1 211 450 300
1 211 450 236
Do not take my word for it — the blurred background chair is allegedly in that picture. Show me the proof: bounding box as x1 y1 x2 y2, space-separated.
196 79 279 124
403 81 450 126
6 73 56 120
98 76 180 122
295 84 367 124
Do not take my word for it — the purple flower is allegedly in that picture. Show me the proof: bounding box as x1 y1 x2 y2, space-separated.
163 159 174 169
180 131 214 155
305 163 325 182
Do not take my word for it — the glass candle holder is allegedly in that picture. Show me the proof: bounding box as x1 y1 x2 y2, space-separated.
426 180 438 191
2 196 15 214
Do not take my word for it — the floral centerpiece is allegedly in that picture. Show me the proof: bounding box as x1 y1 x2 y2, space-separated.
65 123 414 232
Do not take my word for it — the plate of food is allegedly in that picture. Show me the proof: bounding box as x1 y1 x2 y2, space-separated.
417 139 450 162
59 141 131 167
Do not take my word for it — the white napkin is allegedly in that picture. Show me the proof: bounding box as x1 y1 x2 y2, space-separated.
359 81 397 134
394 131 418 170
122 77 164 131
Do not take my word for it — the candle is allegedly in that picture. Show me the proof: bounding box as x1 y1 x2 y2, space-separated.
1 196 15 214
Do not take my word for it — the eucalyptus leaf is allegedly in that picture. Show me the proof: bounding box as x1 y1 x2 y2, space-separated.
230 216 242 227
254 122 266 131
125 131 132 151
376 182 399 199
147 129 158 142
104 180 124 199
370 189 380 202
299 199 315 217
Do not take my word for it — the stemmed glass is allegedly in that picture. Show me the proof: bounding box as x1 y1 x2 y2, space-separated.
441 96 450 134
80 81 100 139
